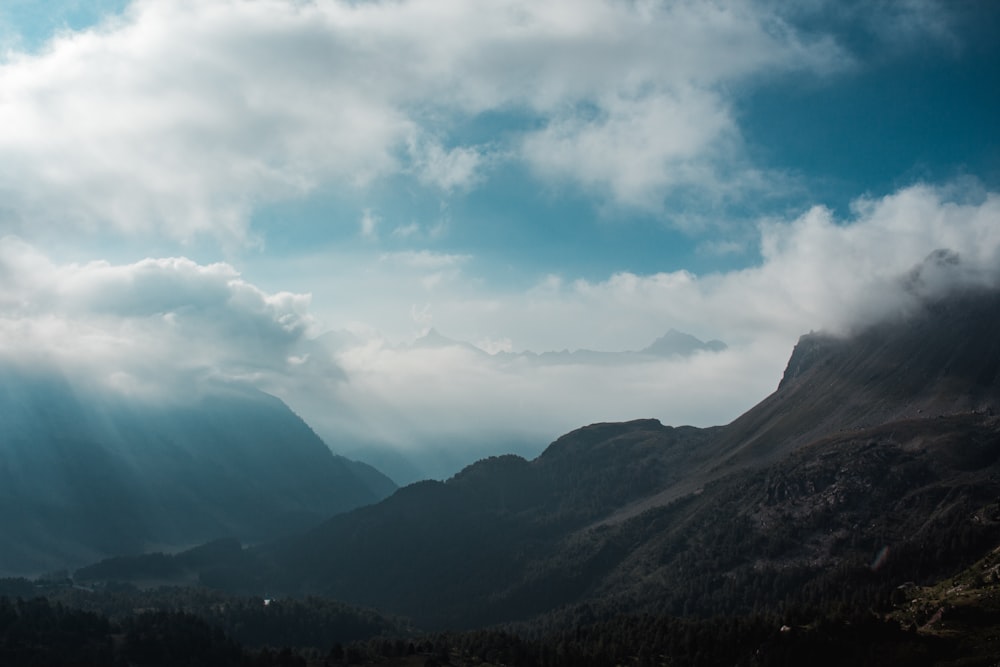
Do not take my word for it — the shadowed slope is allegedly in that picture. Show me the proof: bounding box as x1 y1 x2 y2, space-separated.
0 377 395 576
79 289 1000 632
714 290 1000 471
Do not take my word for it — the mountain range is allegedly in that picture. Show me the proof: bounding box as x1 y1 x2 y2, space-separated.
73 288 1000 635
0 327 729 575
320 327 729 484
0 375 395 576
326 326 728 364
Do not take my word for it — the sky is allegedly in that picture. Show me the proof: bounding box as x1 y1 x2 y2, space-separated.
1 0 998 480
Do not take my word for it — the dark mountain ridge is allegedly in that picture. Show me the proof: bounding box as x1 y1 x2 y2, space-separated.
0 375 395 576
77 289 1000 633
595 291 1000 526
720 292 1000 465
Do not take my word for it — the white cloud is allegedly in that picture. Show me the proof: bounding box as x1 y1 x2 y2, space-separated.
477 184 1000 352
377 249 470 293
391 222 421 239
379 250 470 271
0 0 858 243
1 182 997 477
320 339 772 451
0 238 316 397
409 304 434 334
522 88 738 207
359 209 379 240
407 137 487 192
0 0 412 243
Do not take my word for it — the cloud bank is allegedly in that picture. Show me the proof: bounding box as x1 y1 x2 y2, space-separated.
371 184 1000 354
3 182 996 478
0 238 314 398
290 183 1000 465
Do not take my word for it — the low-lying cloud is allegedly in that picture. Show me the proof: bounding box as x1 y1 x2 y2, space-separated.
3 182 996 479
0 238 315 398
440 183 1000 352
285 183 1000 473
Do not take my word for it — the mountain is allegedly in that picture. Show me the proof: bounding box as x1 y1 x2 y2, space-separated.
0 374 395 576
340 457 399 500
343 433 547 487
78 289 1000 633
709 293 1000 470
386 326 730 370
410 328 486 354
319 326 727 361
325 327 729 483
641 328 727 356
502 328 727 366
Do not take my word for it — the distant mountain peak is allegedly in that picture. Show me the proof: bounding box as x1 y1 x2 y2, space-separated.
411 328 484 354
642 329 727 357
319 326 727 363
419 327 448 342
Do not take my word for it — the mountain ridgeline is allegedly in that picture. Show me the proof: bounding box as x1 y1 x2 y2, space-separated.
334 327 730 484
409 326 728 365
0 378 395 576
79 288 1000 634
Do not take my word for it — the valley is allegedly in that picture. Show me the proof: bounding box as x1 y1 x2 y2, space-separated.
2 289 995 663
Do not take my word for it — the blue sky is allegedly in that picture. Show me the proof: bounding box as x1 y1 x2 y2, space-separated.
1 1 998 477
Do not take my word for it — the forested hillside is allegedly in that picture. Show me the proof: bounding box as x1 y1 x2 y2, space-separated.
75 290 1000 643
